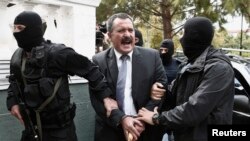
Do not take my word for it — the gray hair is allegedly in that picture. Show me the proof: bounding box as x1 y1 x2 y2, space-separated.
106 13 134 32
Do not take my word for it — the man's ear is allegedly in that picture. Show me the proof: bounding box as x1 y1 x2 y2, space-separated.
107 32 111 38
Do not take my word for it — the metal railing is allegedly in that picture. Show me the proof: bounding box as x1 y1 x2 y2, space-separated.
0 60 87 90
176 48 250 60
221 48 250 53
0 60 10 90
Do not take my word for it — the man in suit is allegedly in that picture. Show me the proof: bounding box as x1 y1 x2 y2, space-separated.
89 13 167 141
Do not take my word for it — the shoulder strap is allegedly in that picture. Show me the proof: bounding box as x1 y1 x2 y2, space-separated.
21 56 27 85
35 77 62 141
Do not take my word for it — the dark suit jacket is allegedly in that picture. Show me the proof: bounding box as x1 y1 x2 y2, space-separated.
89 47 168 141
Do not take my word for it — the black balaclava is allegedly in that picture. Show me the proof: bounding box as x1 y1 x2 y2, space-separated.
13 11 43 52
135 29 144 46
180 17 214 62
160 39 174 65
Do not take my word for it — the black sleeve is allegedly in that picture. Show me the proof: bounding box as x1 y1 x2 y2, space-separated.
6 48 22 111
145 50 168 111
6 84 19 111
89 56 125 128
52 47 112 100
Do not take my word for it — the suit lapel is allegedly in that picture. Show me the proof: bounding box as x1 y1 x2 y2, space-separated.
107 48 118 88
131 47 142 100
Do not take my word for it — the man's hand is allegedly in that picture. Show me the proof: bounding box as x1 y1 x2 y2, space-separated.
10 105 24 124
103 97 118 117
134 120 145 134
122 116 143 141
137 107 158 125
126 119 145 141
151 82 166 100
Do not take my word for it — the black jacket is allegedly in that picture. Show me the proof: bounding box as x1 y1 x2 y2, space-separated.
160 46 235 141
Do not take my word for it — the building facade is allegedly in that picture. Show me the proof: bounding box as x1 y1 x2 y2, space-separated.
0 0 101 89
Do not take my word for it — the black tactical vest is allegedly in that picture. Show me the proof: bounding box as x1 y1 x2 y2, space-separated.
10 41 75 128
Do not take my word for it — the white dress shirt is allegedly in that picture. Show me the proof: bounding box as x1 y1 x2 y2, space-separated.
114 49 137 116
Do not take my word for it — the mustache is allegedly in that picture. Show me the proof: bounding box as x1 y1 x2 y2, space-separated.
121 36 132 44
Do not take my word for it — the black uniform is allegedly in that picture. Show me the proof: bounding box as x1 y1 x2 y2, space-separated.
7 11 111 141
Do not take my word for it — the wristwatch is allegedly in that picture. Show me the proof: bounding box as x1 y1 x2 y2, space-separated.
152 113 160 125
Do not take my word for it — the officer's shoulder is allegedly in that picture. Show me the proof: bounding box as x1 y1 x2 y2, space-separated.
11 48 23 65
93 48 110 60
12 48 23 56
174 57 185 64
135 46 158 55
44 40 68 52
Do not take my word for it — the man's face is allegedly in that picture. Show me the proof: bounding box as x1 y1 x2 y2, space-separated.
108 18 135 54
159 47 168 54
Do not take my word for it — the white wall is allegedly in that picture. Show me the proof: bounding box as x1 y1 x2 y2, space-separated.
0 0 101 60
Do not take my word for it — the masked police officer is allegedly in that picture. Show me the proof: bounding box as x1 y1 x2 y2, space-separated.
6 11 112 141
159 39 181 85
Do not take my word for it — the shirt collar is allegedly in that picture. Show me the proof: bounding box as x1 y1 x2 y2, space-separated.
114 48 133 61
